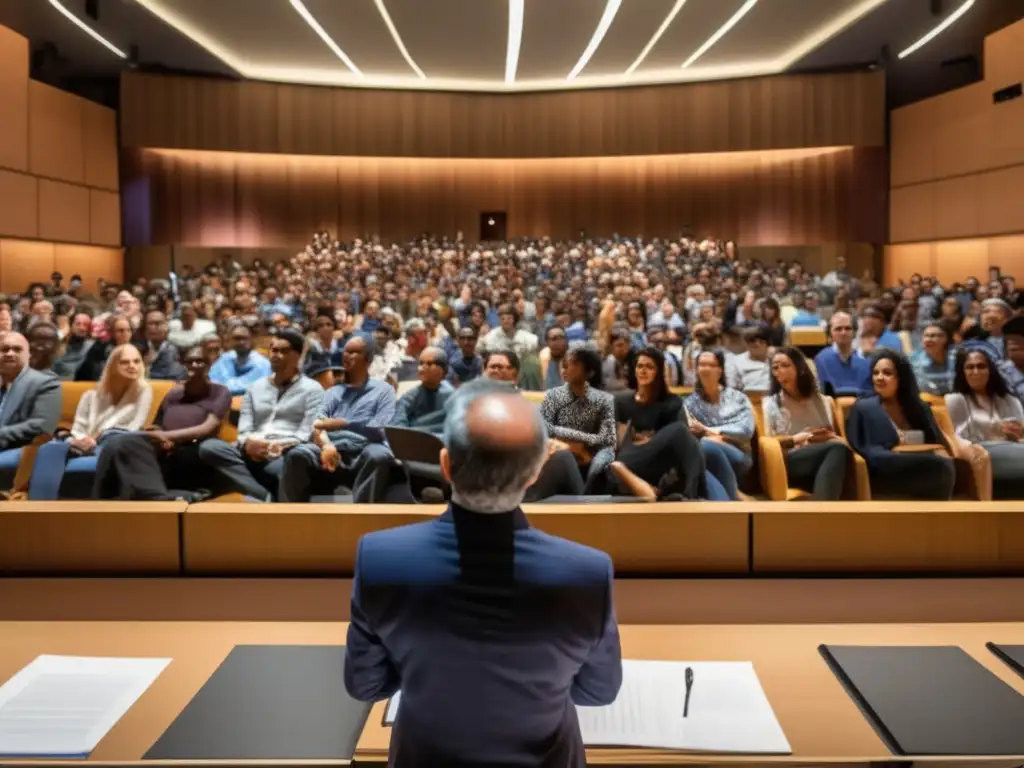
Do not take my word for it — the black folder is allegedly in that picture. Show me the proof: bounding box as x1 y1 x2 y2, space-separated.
988 643 1024 679
145 645 371 760
819 645 1024 756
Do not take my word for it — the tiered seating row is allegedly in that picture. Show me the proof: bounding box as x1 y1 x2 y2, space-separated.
2 501 1023 577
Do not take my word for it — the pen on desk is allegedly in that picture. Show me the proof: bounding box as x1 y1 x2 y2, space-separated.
683 666 694 718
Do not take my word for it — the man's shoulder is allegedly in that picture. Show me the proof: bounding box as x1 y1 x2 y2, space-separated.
20 368 60 391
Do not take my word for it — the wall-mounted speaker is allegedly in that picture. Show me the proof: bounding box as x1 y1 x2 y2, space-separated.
994 83 1023 104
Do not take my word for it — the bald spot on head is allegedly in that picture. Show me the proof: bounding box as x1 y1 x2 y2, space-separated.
464 392 543 452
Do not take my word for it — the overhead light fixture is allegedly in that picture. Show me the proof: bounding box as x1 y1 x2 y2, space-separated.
777 0 889 68
682 0 758 68
289 0 361 75
506 0 524 83
46 0 127 59
374 0 426 79
897 0 974 59
567 0 623 80
624 0 689 76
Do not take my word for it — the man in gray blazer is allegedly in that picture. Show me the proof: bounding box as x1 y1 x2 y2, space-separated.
0 332 62 489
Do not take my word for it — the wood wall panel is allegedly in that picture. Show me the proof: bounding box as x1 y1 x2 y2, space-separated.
89 189 121 246
885 234 1024 285
38 179 90 244
53 243 124 289
127 146 884 248
82 100 120 191
29 81 85 184
120 71 885 158
0 170 37 239
0 25 28 172
984 18 1024 90
0 239 54 293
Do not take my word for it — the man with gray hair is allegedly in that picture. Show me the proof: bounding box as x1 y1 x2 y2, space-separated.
345 379 622 766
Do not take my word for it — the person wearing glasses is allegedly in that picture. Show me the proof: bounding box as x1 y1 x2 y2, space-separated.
304 311 344 376
209 325 271 396
279 335 396 502
352 346 455 503
92 346 232 500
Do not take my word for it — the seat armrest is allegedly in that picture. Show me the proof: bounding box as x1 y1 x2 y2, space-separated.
757 436 790 502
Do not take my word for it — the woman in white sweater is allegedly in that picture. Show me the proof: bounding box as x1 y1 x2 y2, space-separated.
29 344 153 500
945 345 1024 500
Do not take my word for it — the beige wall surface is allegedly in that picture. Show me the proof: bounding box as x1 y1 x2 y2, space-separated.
885 234 1024 286
889 19 1024 246
0 22 122 288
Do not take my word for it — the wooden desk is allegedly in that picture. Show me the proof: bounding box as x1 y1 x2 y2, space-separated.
1 621 1024 765
182 503 749 576
355 622 1024 765
0 501 184 575
752 502 1024 574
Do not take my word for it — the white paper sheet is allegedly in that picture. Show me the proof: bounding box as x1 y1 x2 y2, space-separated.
0 655 171 757
384 660 790 754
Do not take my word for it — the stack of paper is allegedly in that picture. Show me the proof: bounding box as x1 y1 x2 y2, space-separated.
0 655 171 758
385 659 790 754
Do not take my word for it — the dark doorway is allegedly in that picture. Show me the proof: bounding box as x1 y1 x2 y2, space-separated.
479 212 507 241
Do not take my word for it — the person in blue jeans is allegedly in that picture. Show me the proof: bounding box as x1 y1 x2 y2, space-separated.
29 345 153 500
685 349 756 500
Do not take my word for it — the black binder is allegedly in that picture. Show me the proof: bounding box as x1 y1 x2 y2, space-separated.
145 645 371 760
987 643 1024 679
819 645 1024 756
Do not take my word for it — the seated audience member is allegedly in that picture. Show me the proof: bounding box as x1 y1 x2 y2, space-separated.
685 349 755 500
482 348 520 385
53 313 94 380
762 347 850 500
0 332 61 489
29 344 151 500
201 330 324 501
76 314 134 381
93 346 232 500
540 346 616 489
404 318 429 360
625 301 648 350
609 347 726 501
602 327 632 393
280 336 396 503
647 298 686 341
27 321 60 374
730 326 771 393
980 298 1013 358
139 310 185 380
814 312 871 396
352 347 454 503
304 312 344 376
945 345 1024 500
343 380 622 766
724 289 758 334
857 306 903 354
168 302 216 350
0 307 12 333
539 326 568 390
846 349 955 499
200 333 222 367
209 326 271 395
911 322 956 396
682 323 736 387
788 291 827 329
479 304 537 360
998 316 1024 401
758 298 786 348
447 327 482 386
647 325 683 387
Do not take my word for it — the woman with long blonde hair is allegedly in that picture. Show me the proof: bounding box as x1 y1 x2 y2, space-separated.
29 344 153 500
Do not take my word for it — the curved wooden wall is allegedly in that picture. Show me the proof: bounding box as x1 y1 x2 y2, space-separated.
120 71 885 158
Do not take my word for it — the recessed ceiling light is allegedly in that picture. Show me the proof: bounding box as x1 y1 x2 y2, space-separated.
898 0 975 59
46 0 126 59
682 0 758 69
506 0 525 83
289 0 361 75
624 0 689 76
567 0 623 81
374 0 426 79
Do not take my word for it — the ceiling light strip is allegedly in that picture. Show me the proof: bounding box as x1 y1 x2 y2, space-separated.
624 0 689 76
374 0 426 79
46 0 127 59
898 0 975 59
776 0 889 69
567 0 623 81
681 0 758 69
289 0 361 75
505 0 525 83
131 0 245 74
